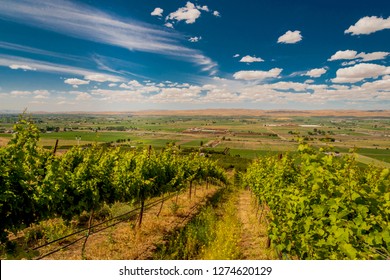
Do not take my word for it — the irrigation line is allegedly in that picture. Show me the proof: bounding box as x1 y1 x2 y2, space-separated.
35 236 86 260
33 191 180 259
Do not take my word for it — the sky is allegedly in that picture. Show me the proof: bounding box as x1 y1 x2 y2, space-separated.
0 0 389 112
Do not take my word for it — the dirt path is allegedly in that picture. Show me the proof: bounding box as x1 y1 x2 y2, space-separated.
237 189 276 259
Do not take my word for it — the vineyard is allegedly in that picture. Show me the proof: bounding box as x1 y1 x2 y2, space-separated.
245 144 390 259
0 116 389 259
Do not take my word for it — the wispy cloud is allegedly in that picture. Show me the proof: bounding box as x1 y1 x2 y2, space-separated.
0 41 82 62
0 54 124 82
0 0 217 74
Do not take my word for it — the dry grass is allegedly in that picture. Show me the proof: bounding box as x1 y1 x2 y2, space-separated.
237 189 277 259
0 137 9 147
39 186 218 260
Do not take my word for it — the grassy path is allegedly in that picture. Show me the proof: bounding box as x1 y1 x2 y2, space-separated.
236 189 276 259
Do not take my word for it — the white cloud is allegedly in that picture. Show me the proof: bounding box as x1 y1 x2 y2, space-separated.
166 2 201 24
34 94 48 99
164 22 174 28
9 64 36 71
10 90 32 96
0 0 217 73
345 16 390 35
119 83 131 89
270 81 308 92
128 80 142 87
239 55 264 63
233 68 283 81
75 92 92 101
341 61 357 66
0 55 124 82
329 50 389 62
189 36 202 42
304 79 315 84
277 30 302 44
108 83 117 87
196 5 209 12
332 63 390 83
151 7 163 17
328 50 358 61
213 11 221 17
359 51 389 61
304 68 327 78
33 90 49 95
233 54 240 58
84 74 121 83
64 78 90 86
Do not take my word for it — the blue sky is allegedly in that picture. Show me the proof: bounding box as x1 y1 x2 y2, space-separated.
0 0 389 112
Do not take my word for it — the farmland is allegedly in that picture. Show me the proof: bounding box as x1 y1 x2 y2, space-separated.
1 110 389 167
0 110 389 260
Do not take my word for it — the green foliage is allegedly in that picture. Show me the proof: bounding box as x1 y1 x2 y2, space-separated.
0 116 227 243
244 143 390 259
0 115 52 242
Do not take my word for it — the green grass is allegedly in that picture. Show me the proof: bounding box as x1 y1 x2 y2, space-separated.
39 131 130 142
355 148 390 163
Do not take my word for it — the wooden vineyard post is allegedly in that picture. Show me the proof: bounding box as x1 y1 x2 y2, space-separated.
53 139 59 155
138 200 145 228
189 181 192 200
81 209 94 259
157 194 164 217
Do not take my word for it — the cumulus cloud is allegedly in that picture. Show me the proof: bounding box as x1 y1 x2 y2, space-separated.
329 50 389 62
189 36 202 42
239 55 264 63
164 22 174 28
119 83 131 89
151 7 163 17
304 68 327 78
196 5 209 12
332 63 390 83
213 11 221 17
64 78 90 87
328 50 358 61
84 74 121 83
166 2 201 24
128 80 142 87
277 30 302 44
359 51 389 61
233 68 283 81
345 16 390 35
233 54 240 58
34 94 48 99
9 64 36 71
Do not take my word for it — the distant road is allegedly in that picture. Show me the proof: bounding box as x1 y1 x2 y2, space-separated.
265 127 287 141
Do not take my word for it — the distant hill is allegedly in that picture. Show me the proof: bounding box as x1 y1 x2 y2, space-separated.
5 109 390 117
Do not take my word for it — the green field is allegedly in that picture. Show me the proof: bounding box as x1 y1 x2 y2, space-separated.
1 113 389 167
